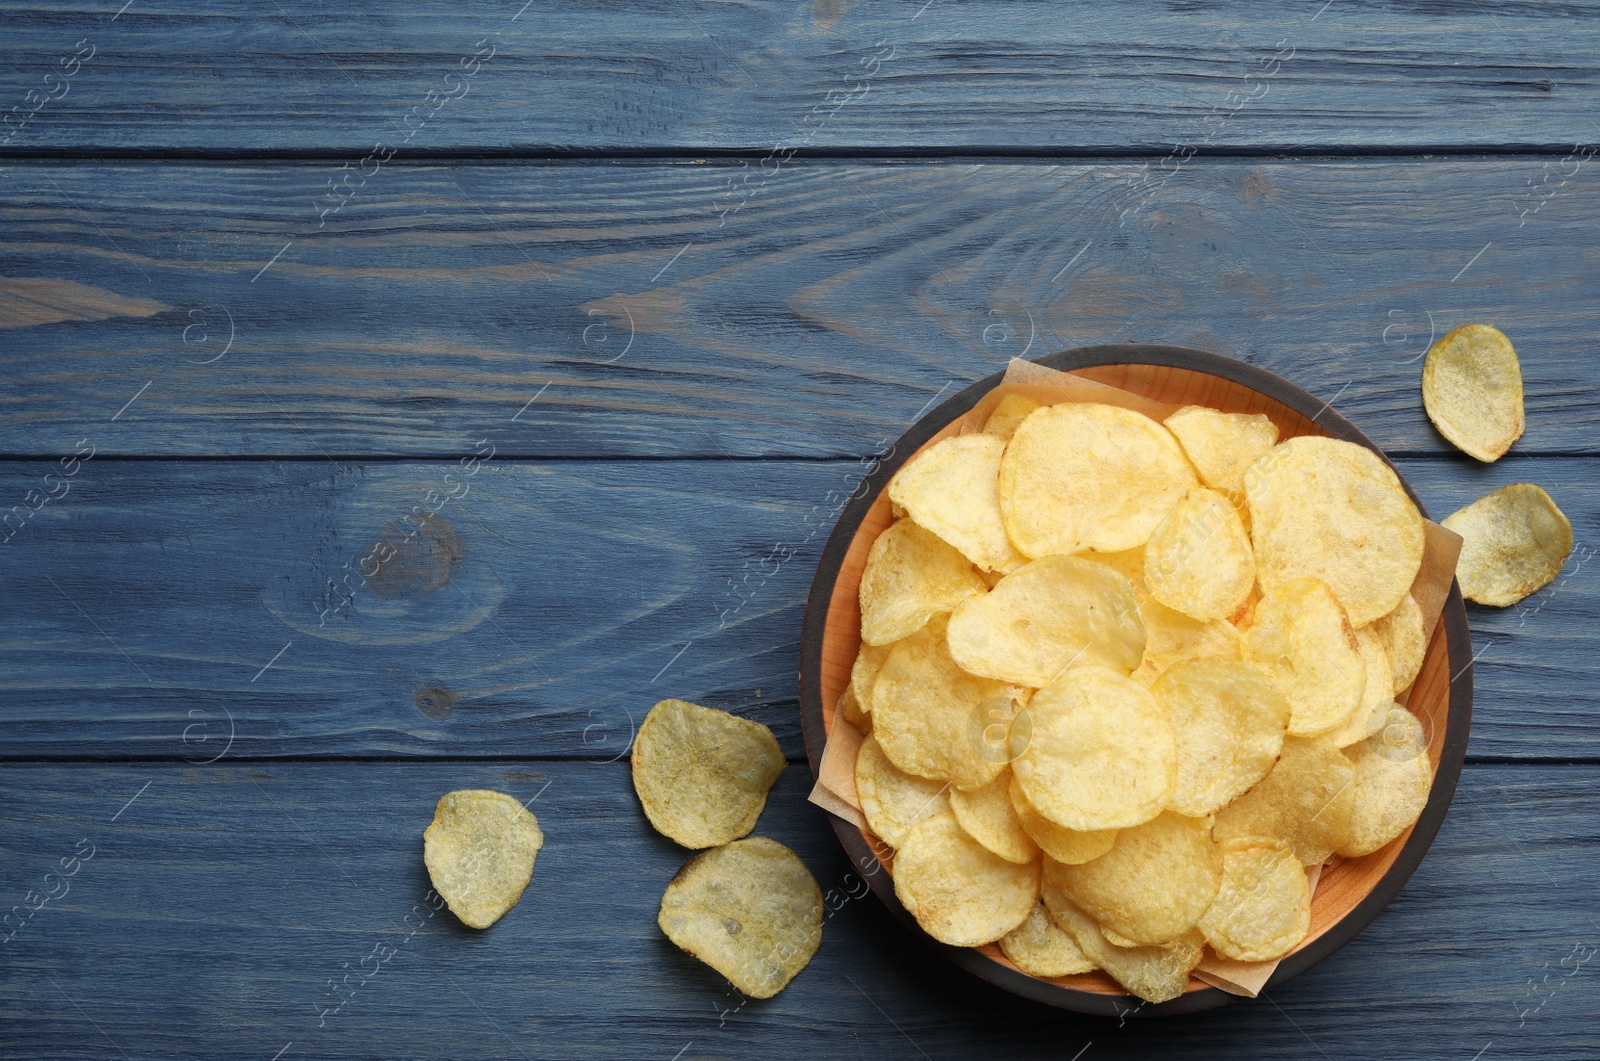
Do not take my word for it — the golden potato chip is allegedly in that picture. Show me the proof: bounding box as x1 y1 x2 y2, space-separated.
1422 324 1525 462
1198 837 1311 961
1338 705 1433 857
838 686 872 733
1244 436 1425 626
1213 737 1355 866
1009 777 1118 864
1369 591 1426 693
999 900 1096 977
1143 488 1256 621
872 614 1023 790
947 555 1146 686
1442 483 1574 606
1242 577 1366 737
1163 405 1280 497
1049 812 1221 946
1042 886 1204 1004
1319 627 1395 748
855 735 950 848
984 393 1043 441
1153 659 1290 816
632 698 785 849
658 837 823 998
949 770 1039 865
999 402 1197 558
850 640 892 716
858 519 987 646
888 434 1026 573
1083 548 1241 685
1014 666 1177 832
423 790 545 929
892 813 1039 947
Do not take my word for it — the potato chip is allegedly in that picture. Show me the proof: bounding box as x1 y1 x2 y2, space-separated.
889 434 1026 573
1163 406 1280 497
1042 886 1204 1004
1422 324 1525 462
1083 548 1241 686
1242 577 1366 737
872 614 1023 790
1369 591 1426 693
1338 706 1433 857
1244 436 1425 626
892 812 1039 947
1213 737 1355 866
838 686 872 733
949 770 1039 865
1198 837 1311 961
658 837 823 998
1000 900 1096 977
1319 627 1394 748
1153 659 1290 816
1014 666 1177 832
999 402 1197 558
984 393 1043 441
1008 777 1118 864
947 554 1146 686
1143 488 1256 621
859 519 987 646
855 735 949 848
1049 812 1221 946
632 698 785 849
1442 483 1574 606
850 640 892 716
423 790 545 929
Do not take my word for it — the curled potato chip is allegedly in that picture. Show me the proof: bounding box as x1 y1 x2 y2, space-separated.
999 402 1197 558
1422 324 1525 462
1242 577 1366 737
872 614 1022 791
1319 627 1395 748
1163 406 1280 497
1442 483 1574 606
859 519 987 646
1000 900 1096 977
1338 706 1433 857
1144 488 1256 621
1015 666 1177 832
1050 813 1220 946
1245 436 1425 626
949 770 1039 865
632 699 785 849
1198 837 1311 962
947 555 1146 686
1369 591 1426 694
423 790 545 930
838 686 872 733
892 813 1039 947
1009 777 1118 864
658 837 823 998
984 393 1043 441
856 735 949 848
1213 737 1355 866
1042 886 1204 1004
1153 659 1290 816
889 434 1026 573
850 641 892 716
1083 547 1241 686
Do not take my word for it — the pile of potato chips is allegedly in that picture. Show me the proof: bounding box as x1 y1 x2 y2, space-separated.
849 394 1439 1003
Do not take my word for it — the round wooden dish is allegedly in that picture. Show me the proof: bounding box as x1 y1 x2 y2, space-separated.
798 344 1472 1016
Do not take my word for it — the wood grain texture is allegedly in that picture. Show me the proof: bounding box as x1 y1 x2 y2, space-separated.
1 1 1597 152
0 762 1593 1059
1 159 1597 458
0 456 1591 761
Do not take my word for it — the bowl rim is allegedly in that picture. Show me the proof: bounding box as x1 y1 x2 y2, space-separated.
797 343 1474 1017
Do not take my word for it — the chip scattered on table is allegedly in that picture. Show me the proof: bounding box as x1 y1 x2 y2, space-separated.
632 698 784 849
423 790 544 930
1421 324 1525 462
1442 483 1574 606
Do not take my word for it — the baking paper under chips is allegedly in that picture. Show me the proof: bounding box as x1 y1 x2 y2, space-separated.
999 900 1096 977
1143 488 1256 621
984 393 1042 441
1242 577 1366 737
1244 435 1425 626
1213 737 1355 866
1050 812 1221 946
1370 591 1426 694
858 519 987 646
1198 837 1311 962
947 554 1146 687
892 813 1039 947
1422 324 1525 462
423 790 545 930
855 734 949 848
999 402 1197 558
1163 405 1280 497
632 698 785 849
1153 659 1290 816
658 837 823 998
1009 776 1118 864
1339 705 1433 857
949 770 1039 865
1043 885 1204 1004
889 434 1026 573
1442 483 1574 606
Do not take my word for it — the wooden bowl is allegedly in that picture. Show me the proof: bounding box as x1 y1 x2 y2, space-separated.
798 344 1472 1016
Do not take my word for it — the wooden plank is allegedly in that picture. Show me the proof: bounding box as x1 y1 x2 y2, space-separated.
1 1 1596 152
1 158 1597 458
0 457 1592 761
0 761 1592 1058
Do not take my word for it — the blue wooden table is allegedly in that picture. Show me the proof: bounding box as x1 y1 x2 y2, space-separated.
2 3 1598 1058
